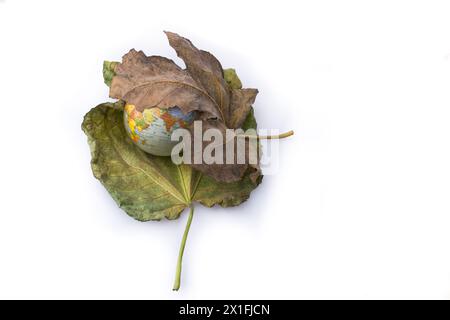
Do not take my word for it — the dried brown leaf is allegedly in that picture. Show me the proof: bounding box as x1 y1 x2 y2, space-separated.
109 32 261 182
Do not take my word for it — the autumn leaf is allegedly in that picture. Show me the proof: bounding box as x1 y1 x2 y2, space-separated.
108 32 259 183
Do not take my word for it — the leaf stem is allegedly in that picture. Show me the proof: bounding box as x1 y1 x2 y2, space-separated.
173 204 195 291
238 130 294 140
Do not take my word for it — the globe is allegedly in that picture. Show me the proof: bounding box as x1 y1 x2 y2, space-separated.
124 104 197 156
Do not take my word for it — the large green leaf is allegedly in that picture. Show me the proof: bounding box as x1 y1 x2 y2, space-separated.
82 104 261 221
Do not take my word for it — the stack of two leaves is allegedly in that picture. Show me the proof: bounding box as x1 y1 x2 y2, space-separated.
81 32 276 290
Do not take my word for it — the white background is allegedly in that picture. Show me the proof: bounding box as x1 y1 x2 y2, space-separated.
0 0 449 300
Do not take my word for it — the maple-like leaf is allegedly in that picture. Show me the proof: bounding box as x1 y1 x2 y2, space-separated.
108 32 259 182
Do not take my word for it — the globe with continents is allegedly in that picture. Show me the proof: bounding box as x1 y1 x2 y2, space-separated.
124 104 197 156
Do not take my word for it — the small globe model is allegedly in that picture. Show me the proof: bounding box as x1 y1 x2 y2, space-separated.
124 104 197 156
